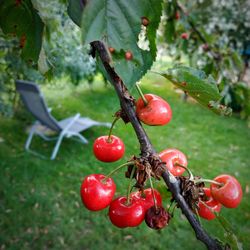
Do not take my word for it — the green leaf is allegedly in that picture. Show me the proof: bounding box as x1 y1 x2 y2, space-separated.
165 20 175 44
0 0 44 62
198 26 216 44
161 65 232 116
81 0 163 87
231 51 244 73
181 39 188 53
215 213 243 250
67 0 87 27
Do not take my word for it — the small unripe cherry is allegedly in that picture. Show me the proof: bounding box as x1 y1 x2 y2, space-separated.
175 11 180 20
202 44 209 51
141 17 149 26
125 51 133 60
19 34 26 48
181 33 188 40
109 47 115 53
15 0 22 6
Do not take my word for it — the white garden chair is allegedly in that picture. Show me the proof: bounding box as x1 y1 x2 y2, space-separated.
15 80 111 160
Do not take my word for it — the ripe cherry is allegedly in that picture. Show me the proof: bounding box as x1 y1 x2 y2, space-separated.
197 188 222 220
131 188 162 211
109 47 115 53
181 32 188 39
175 11 180 20
80 174 116 211
210 175 242 208
159 148 187 176
141 16 149 26
125 51 133 60
135 94 172 126
93 135 125 162
108 196 145 228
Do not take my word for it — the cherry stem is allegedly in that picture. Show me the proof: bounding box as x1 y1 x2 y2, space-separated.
135 82 148 106
107 116 120 143
174 162 194 180
126 166 136 205
167 200 175 213
194 179 224 187
169 202 178 217
103 161 135 182
194 207 202 225
147 171 158 210
199 200 217 214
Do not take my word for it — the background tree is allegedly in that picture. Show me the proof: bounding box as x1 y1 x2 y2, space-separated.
0 0 95 116
161 0 250 120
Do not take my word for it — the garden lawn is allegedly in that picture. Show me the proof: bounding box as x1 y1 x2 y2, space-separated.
0 74 249 250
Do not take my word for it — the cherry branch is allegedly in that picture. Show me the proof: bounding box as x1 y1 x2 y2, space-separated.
90 41 153 156
90 41 222 250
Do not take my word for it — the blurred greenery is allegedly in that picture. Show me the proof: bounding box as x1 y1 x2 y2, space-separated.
160 0 250 119
0 75 249 250
0 0 95 116
0 30 44 116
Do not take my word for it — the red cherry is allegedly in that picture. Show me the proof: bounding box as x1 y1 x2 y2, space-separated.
175 11 180 20
135 94 172 126
131 188 162 211
93 135 125 162
108 196 145 228
141 16 149 26
125 51 133 60
159 148 187 176
197 188 222 220
210 175 242 208
181 33 188 39
109 47 115 53
80 174 116 211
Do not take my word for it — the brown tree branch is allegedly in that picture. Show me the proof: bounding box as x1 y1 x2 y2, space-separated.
90 40 222 250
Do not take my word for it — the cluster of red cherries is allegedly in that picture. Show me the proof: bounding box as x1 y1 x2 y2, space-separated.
80 84 243 229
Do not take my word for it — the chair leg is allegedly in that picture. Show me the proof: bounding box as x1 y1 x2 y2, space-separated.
50 133 65 160
25 129 35 151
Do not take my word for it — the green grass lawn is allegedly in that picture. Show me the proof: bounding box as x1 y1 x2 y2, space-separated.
0 74 249 250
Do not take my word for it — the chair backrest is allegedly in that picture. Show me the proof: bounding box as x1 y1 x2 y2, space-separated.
15 80 62 132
